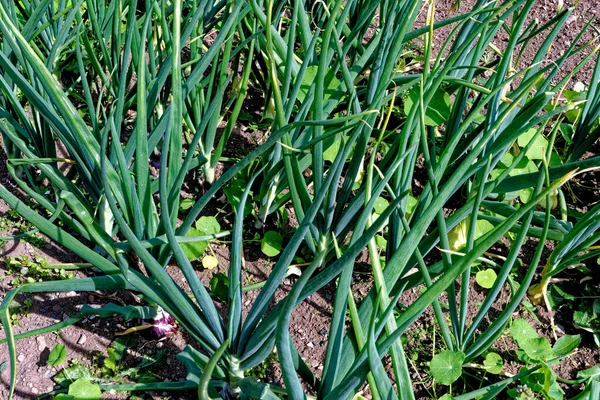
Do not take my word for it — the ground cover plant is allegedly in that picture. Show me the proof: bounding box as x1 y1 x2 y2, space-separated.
0 0 599 399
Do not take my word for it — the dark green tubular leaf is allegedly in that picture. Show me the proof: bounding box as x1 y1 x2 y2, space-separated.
166 111 375 266
166 0 184 223
177 345 227 383
326 171 575 399
366 297 399 400
157 85 225 343
570 52 600 161
342 79 545 378
276 253 325 399
98 381 197 393
451 365 541 400
0 303 155 346
100 125 222 352
0 289 20 400
237 133 347 354
236 378 283 400
243 192 407 363
0 5 129 213
134 4 159 239
463 158 550 358
229 167 265 349
198 340 229 400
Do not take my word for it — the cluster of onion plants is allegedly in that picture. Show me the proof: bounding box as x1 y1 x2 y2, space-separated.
0 0 599 399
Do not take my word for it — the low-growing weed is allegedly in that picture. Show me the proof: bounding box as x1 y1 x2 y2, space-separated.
3 255 74 285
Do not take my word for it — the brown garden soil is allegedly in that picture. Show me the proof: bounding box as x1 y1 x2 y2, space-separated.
1 1 600 399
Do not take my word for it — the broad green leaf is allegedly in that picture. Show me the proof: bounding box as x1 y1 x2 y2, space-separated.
261 231 283 257
438 395 456 400
54 395 75 400
375 235 387 249
475 269 497 289
510 319 538 345
209 273 229 303
224 179 253 216
552 334 581 357
180 228 208 261
521 337 554 362
577 365 600 380
47 344 67 366
374 197 389 214
541 362 564 400
517 129 548 160
195 216 221 234
297 66 341 103
405 87 451 126
54 363 94 387
430 350 465 385
181 217 221 261
406 195 418 216
483 352 503 374
447 218 494 251
323 134 341 163
67 378 101 400
180 198 194 210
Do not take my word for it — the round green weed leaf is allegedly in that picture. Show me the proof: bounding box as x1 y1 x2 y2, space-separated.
483 352 503 374
405 87 451 126
475 269 497 289
430 350 465 385
510 319 538 346
181 228 208 261
374 197 389 214
261 231 283 257
68 378 101 399
195 216 220 234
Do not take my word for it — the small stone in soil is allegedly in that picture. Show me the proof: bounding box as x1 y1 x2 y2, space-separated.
306 342 314 348
77 334 87 345
319 328 328 336
36 336 47 351
32 388 39 394
17 354 25 362
20 267 29 275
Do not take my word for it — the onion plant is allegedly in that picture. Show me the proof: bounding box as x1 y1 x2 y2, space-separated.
0 0 599 399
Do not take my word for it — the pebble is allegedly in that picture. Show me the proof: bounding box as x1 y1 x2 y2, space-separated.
36 336 47 351
77 334 87 345
65 291 77 297
46 386 54 393
306 342 314 348
19 267 29 275
156 342 164 349
17 354 25 362
31 388 39 394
